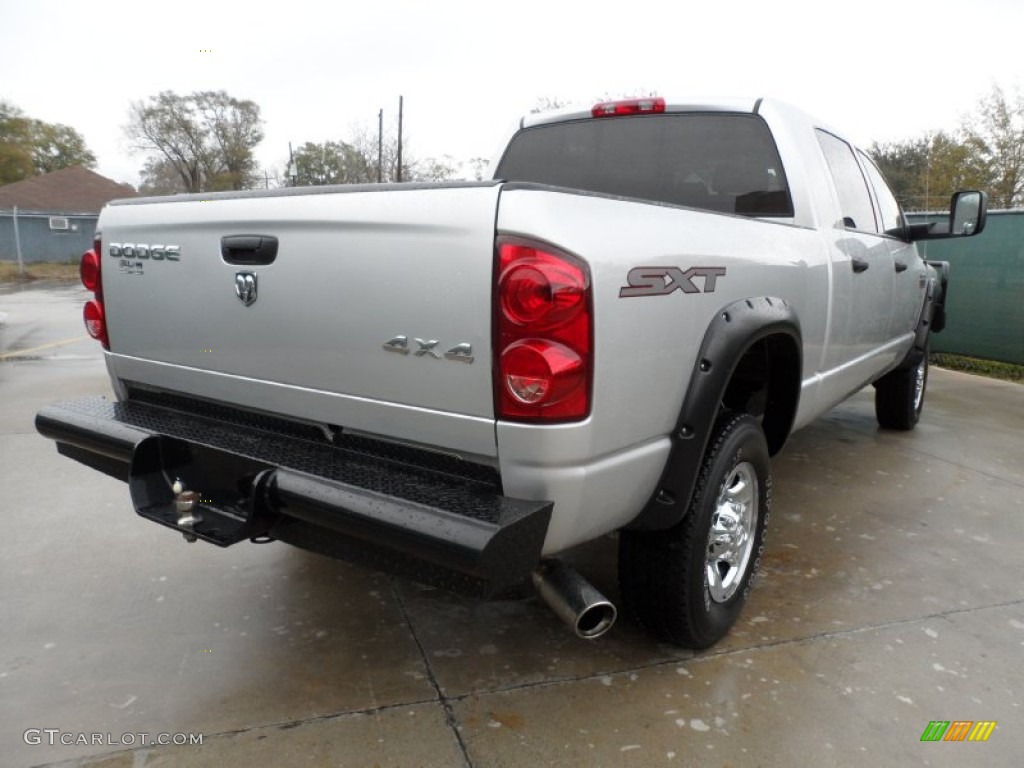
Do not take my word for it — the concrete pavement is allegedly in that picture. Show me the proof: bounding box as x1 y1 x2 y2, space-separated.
2 284 1022 767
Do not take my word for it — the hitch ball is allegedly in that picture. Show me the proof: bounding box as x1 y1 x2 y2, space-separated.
172 478 202 543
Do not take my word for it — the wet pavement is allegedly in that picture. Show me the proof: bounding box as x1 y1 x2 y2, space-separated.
2 284 1022 767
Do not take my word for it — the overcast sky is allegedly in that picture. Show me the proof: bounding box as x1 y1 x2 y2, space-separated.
2 0 1022 186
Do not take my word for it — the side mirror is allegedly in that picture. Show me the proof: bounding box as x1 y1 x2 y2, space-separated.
908 190 988 241
951 190 985 235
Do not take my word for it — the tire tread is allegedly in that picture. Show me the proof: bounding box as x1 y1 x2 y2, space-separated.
619 411 770 648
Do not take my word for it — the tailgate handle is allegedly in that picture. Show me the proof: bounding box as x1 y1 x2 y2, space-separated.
221 235 278 265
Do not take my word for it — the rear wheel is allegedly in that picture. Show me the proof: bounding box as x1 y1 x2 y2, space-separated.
619 412 771 649
875 346 928 430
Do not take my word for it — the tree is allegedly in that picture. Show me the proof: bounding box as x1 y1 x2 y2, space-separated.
290 140 375 186
872 85 1024 210
869 136 930 208
29 122 97 174
871 131 989 211
467 157 490 181
125 90 264 193
925 132 989 205
348 125 416 183
0 102 34 184
411 154 460 182
1 100 96 184
530 96 571 114
138 156 188 196
287 127 459 186
961 84 1024 208
195 91 263 191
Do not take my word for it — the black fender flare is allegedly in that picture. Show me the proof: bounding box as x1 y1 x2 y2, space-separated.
925 260 949 335
888 260 949 374
626 296 802 531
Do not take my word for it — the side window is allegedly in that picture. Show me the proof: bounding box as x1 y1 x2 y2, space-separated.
859 151 906 237
815 129 878 233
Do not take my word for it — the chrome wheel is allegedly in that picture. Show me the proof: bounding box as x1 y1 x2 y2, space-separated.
705 461 758 603
619 412 771 648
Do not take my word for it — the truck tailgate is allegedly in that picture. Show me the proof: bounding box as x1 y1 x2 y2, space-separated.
98 183 502 455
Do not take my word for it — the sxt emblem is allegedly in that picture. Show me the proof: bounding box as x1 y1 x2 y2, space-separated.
619 266 726 298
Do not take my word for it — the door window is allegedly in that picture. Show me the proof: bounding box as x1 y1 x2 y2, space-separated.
859 151 906 237
816 130 878 233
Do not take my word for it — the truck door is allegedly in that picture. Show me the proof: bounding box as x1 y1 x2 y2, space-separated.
858 151 927 342
815 129 896 396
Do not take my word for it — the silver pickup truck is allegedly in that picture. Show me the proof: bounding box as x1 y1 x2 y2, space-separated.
37 97 986 648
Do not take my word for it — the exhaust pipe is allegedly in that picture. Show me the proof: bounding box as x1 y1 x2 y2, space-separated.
532 559 617 639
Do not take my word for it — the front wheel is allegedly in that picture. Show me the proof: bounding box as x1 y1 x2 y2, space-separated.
875 346 929 430
619 412 772 649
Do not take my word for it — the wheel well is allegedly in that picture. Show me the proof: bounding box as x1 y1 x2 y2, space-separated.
721 334 800 455
627 296 801 532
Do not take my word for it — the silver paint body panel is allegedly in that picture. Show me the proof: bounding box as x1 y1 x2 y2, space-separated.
98 99 927 553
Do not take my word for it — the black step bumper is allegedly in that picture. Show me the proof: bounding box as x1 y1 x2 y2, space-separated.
36 396 551 597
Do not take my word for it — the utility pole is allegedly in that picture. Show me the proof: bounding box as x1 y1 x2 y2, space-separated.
288 142 297 186
12 205 24 276
396 95 403 183
377 108 383 183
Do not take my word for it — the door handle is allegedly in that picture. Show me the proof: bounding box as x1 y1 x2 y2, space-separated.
221 235 278 265
851 257 869 274
894 260 908 273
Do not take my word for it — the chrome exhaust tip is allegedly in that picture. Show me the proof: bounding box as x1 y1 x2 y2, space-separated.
532 558 617 639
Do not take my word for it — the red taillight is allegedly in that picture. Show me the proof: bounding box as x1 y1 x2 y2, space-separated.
80 249 100 292
80 235 108 349
83 300 107 346
495 237 591 422
499 247 586 329
502 340 585 405
591 97 665 118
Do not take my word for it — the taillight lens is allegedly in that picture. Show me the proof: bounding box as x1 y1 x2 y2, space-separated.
499 247 586 329
495 237 591 422
502 340 585 405
80 249 100 292
83 300 107 345
80 235 109 350
591 97 665 118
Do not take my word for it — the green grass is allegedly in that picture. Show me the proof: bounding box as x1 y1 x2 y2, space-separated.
0 260 80 282
932 352 1024 383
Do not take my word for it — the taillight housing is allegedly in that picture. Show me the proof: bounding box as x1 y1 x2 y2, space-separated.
494 237 591 422
80 235 108 349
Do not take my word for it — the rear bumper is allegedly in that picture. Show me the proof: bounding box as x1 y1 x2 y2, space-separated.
36 395 551 597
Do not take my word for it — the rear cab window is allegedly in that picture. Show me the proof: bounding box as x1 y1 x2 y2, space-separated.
496 113 794 217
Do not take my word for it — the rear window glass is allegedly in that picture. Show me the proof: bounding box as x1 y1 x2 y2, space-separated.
496 113 793 217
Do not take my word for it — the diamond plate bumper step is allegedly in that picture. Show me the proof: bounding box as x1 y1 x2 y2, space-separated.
36 396 552 596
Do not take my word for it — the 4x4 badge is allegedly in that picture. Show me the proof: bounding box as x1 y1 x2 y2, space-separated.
383 335 474 363
235 272 257 306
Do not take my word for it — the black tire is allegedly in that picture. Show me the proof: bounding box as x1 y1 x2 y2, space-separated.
618 412 772 649
875 347 928 430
